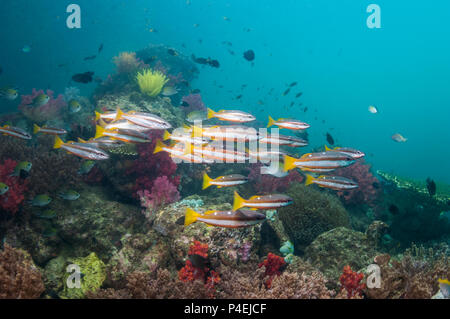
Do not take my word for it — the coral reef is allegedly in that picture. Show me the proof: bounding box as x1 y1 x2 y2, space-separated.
113 52 145 74
365 246 449 299
278 183 350 253
181 93 206 114
0 159 28 214
0 244 45 298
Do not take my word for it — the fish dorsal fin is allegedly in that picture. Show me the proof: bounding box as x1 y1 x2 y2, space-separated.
300 153 312 159
324 145 332 151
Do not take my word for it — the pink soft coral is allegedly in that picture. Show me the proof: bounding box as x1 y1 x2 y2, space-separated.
138 176 180 215
0 159 28 214
18 89 67 123
127 131 180 198
334 159 382 207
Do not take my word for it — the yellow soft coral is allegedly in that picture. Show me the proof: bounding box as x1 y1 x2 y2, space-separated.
136 69 169 97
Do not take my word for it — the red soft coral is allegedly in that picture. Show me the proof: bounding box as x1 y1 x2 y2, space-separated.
334 159 382 207
258 252 286 288
178 241 220 298
339 265 366 298
0 159 28 214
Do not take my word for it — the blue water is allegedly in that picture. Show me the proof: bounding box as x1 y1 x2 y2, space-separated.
1 0 449 183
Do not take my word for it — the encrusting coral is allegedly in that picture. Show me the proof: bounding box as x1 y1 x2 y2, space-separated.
0 244 45 298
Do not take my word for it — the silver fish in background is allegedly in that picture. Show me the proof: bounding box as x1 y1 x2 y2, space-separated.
54 136 110 160
305 174 358 190
0 125 32 140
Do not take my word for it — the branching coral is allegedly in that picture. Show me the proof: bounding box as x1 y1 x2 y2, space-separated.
113 52 145 74
365 247 449 299
0 244 45 298
136 69 169 97
0 159 28 214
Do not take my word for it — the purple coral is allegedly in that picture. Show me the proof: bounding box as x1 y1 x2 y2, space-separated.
181 93 206 114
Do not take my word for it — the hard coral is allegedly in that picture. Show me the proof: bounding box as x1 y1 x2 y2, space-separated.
0 159 28 214
279 183 350 253
18 89 66 124
339 265 366 298
0 244 45 298
113 52 145 74
335 159 382 207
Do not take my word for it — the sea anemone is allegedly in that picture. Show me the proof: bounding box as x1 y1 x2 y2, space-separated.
136 69 169 97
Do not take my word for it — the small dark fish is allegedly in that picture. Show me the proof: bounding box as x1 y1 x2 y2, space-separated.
208 59 220 68
168 48 178 56
98 43 103 53
426 178 436 196
83 55 97 61
282 88 290 96
289 82 297 87
326 132 334 145
388 204 400 215
72 71 94 84
295 92 303 98
180 101 189 107
290 102 294 107
303 107 308 113
236 94 243 100
243 50 255 61
191 88 201 94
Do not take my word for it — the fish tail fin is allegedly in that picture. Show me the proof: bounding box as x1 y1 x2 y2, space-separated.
207 108 215 119
95 125 105 139
98 118 107 127
33 124 40 134
305 174 315 186
115 108 124 121
53 136 64 149
267 115 275 128
153 139 166 154
324 145 332 151
95 111 101 121
78 138 88 143
183 142 193 155
283 155 297 172
202 173 212 190
163 130 171 141
184 207 200 226
192 125 203 138
233 191 246 211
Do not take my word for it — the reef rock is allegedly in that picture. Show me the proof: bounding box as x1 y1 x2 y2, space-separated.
304 226 378 282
